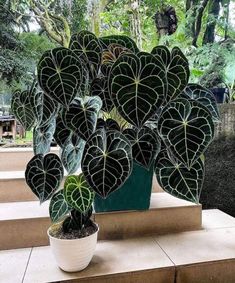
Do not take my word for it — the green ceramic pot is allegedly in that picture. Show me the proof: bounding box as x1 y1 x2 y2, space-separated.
94 162 154 212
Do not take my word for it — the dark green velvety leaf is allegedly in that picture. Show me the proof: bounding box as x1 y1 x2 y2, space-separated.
99 35 139 53
25 153 64 203
82 129 133 198
110 52 166 128
155 150 204 203
96 118 120 131
62 96 102 141
151 46 190 102
33 118 56 155
90 76 114 112
49 190 71 223
158 98 215 169
69 30 102 79
11 90 35 130
61 135 85 174
123 127 161 169
151 45 171 66
183 84 220 123
64 173 95 213
54 115 72 148
37 47 84 108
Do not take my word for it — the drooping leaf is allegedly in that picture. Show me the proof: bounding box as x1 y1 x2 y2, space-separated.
33 118 56 155
110 52 166 128
25 153 64 203
99 35 139 53
151 46 190 102
90 76 114 112
37 47 84 108
82 129 133 198
183 84 220 122
123 127 161 169
61 134 85 174
11 90 35 130
54 115 72 148
62 96 102 141
64 173 95 213
49 190 71 223
158 98 215 169
155 150 204 203
69 31 102 79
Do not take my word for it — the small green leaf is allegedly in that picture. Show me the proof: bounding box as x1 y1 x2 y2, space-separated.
49 190 71 223
64 174 95 213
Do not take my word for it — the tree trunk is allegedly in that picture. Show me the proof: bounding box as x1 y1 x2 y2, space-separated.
129 0 142 49
192 0 209 46
155 6 178 38
203 0 221 45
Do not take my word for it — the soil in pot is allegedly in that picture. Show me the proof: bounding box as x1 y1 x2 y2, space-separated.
49 222 98 240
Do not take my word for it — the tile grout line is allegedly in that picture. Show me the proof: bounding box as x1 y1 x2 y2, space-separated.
21 247 33 283
152 237 178 283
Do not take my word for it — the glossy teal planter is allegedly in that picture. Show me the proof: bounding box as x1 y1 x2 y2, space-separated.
94 162 154 212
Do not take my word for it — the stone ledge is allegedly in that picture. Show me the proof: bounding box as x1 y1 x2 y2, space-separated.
0 193 201 249
1 218 235 283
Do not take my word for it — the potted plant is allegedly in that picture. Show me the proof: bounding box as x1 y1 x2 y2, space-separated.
11 30 219 271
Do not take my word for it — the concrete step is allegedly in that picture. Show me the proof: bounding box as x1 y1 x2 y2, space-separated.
0 147 59 172
1 211 235 283
0 171 162 203
0 193 201 250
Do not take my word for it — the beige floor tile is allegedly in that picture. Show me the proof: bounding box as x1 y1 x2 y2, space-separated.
23 237 174 283
0 248 31 283
155 227 235 265
202 209 235 230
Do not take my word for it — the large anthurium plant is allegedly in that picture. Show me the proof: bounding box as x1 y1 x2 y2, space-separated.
11 30 219 233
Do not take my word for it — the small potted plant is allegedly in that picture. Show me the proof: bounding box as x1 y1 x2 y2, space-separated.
11 30 219 271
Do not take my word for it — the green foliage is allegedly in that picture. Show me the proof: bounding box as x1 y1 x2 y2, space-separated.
14 28 219 234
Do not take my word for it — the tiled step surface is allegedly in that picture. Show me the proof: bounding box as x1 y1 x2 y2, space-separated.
0 171 162 203
0 193 201 250
0 147 59 171
1 210 235 283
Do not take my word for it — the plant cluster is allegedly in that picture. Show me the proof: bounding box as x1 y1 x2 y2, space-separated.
12 30 219 234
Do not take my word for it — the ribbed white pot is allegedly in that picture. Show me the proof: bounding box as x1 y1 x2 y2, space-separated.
47 225 98 272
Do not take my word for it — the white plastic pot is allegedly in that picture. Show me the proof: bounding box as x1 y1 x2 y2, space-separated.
47 225 98 272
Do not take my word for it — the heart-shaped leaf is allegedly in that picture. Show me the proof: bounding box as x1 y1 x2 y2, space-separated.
99 35 139 53
61 134 85 174
11 90 35 130
37 47 84 108
69 31 102 79
25 153 64 203
123 127 161 169
158 98 215 169
183 84 220 122
33 118 56 155
62 96 102 141
82 129 133 198
49 190 71 223
151 46 190 102
54 115 72 148
110 52 166 128
64 173 95 213
155 150 205 203
90 76 114 112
